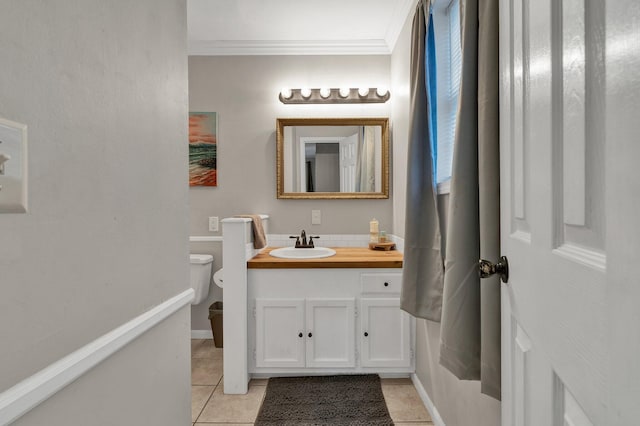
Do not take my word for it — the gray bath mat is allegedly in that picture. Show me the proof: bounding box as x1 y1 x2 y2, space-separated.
254 374 394 426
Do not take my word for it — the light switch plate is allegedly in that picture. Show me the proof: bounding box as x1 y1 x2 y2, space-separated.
311 209 321 225
209 216 219 232
0 117 28 213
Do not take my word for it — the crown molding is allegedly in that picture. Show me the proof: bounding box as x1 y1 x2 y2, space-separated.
188 39 392 56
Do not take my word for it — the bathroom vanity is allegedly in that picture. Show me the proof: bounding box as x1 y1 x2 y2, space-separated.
247 248 412 377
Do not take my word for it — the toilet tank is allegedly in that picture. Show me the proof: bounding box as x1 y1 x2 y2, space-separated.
189 254 213 305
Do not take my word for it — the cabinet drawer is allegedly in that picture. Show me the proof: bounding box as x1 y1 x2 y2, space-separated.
361 273 402 294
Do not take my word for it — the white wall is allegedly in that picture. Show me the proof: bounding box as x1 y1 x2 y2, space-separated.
188 55 394 330
390 11 501 426
0 1 191 424
391 15 412 240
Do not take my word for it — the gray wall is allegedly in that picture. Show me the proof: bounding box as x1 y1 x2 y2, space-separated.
188 55 394 330
390 11 501 426
0 1 191 424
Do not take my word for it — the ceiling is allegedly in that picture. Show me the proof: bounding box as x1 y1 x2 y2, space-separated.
187 0 416 56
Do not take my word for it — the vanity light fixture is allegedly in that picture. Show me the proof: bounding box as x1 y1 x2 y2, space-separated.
279 88 391 104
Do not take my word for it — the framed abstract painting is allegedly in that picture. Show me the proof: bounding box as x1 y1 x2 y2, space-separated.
189 112 218 186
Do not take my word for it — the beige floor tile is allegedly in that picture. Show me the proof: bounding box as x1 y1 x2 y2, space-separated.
249 378 268 386
192 339 224 360
394 423 434 425
194 424 254 425
191 386 214 422
197 384 266 423
381 377 413 385
191 339 205 354
382 384 432 423
191 357 223 386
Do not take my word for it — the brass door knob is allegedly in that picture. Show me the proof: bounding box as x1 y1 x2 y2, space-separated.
478 256 509 284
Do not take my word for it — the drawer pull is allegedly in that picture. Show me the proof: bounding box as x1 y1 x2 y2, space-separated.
364 332 369 337
308 332 313 338
298 332 303 338
384 282 389 287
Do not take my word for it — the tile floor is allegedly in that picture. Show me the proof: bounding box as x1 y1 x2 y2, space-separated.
191 339 433 425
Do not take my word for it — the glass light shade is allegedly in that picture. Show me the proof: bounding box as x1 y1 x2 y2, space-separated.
376 87 389 97
358 87 370 97
281 88 292 99
319 88 331 98
339 87 351 97
300 88 312 98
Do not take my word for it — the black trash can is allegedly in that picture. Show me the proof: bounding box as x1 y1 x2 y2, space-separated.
208 301 223 348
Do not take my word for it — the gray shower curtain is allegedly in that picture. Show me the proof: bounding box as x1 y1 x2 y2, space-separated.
438 0 501 400
400 0 444 322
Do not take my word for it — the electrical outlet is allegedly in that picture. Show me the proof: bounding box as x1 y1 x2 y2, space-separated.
311 209 321 225
208 216 219 232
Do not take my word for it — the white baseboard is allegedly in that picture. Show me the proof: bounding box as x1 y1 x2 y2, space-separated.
191 330 213 339
0 289 194 426
411 373 446 426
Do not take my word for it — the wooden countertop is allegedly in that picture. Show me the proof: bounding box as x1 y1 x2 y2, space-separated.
247 247 403 269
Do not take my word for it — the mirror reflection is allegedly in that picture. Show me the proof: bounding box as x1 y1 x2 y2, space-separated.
277 118 389 199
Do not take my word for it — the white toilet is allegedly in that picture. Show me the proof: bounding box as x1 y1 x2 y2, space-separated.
189 254 213 305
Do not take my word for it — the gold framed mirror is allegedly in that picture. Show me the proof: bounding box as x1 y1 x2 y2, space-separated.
276 118 389 199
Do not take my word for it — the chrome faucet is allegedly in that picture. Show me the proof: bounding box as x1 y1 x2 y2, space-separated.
289 230 319 248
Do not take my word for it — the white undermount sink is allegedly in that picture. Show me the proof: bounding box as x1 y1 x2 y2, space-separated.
269 246 336 259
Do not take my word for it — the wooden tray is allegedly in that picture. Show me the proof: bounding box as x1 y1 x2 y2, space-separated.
368 242 397 251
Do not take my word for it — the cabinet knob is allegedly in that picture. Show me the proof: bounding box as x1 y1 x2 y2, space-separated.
364 332 369 337
384 282 389 287
298 332 303 338
308 332 313 338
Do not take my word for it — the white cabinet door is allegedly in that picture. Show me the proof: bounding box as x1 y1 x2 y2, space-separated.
360 298 411 368
255 299 305 368
305 298 356 368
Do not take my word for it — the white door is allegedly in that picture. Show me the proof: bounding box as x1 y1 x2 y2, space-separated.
499 1 640 425
305 299 355 368
339 133 358 192
255 299 305 368
360 298 411 368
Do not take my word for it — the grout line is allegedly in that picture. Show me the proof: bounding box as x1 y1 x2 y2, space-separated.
191 338 223 424
192 385 214 424
192 378 218 424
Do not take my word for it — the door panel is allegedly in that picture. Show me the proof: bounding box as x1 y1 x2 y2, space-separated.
554 0 606 264
339 133 358 192
500 0 607 424
605 1 640 423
